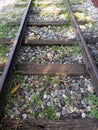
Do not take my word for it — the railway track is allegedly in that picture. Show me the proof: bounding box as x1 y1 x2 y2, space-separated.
0 0 98 129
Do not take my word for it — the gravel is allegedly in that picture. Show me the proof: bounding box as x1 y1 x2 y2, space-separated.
0 0 28 24
25 26 76 40
70 0 98 37
5 75 95 120
29 14 66 22
29 4 66 22
88 42 98 65
18 45 83 64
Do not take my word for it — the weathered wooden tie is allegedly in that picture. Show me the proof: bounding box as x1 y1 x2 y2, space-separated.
0 63 87 77
7 19 91 26
1 37 98 45
16 63 87 76
3 119 98 130
23 39 75 46
28 21 68 26
7 20 68 26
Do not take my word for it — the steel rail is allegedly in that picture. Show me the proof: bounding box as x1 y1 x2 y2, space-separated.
0 0 32 115
64 0 98 95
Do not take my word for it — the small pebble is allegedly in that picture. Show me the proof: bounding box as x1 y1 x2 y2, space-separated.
22 114 27 119
81 113 86 118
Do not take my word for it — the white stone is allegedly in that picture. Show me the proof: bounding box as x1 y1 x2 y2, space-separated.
87 106 91 111
10 114 14 119
82 113 86 118
43 94 47 99
62 94 66 98
61 109 66 116
56 112 61 117
15 110 20 115
22 113 27 119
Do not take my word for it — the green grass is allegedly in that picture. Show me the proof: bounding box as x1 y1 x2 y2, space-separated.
88 23 98 34
0 24 18 39
36 75 60 97
69 0 83 4
41 105 59 120
32 1 63 8
85 94 98 107
85 94 98 119
32 2 43 7
6 74 23 98
42 75 60 89
16 0 29 2
29 94 42 106
74 12 93 25
5 74 23 100
32 0 71 25
32 41 81 64
28 110 36 119
47 25 72 33
10 74 23 87
28 94 42 119
0 44 12 63
0 7 24 24
4 74 23 118
64 96 74 107
0 0 25 39
52 42 81 59
71 41 82 56
15 2 28 8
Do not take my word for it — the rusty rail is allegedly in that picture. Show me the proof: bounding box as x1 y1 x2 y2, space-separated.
0 0 32 115
64 0 98 95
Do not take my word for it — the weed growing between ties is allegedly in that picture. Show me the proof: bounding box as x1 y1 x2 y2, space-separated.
28 94 59 120
52 41 81 60
74 12 93 23
4 74 23 118
64 96 74 107
41 105 60 120
84 94 98 119
32 0 71 24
